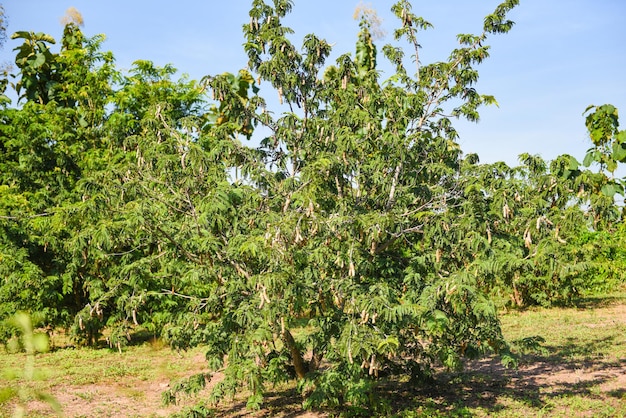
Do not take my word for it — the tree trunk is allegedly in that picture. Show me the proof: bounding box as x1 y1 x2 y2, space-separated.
282 328 307 379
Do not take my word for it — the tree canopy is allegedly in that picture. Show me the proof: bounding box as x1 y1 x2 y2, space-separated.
1 0 625 413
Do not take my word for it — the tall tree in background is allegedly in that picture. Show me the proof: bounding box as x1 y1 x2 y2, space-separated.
0 10 117 337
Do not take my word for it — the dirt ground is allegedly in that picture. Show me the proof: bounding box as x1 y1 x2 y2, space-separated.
20 352 626 417
7 303 626 417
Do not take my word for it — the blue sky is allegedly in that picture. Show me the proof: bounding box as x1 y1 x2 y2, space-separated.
1 1 625 167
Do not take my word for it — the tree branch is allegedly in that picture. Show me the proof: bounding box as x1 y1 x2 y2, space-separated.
386 162 403 210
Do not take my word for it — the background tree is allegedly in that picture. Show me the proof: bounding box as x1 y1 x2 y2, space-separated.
444 104 626 309
0 18 116 338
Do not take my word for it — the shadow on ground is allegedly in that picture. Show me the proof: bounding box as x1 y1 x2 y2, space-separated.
193 348 626 417
393 343 626 417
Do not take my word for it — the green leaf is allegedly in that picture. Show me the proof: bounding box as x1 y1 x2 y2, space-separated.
11 31 32 40
32 52 46 68
377 335 400 353
612 141 626 163
601 183 619 197
583 150 596 167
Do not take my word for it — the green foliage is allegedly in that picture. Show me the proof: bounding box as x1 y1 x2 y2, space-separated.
162 373 211 406
450 148 623 308
10 30 58 103
1 1 626 415
299 362 390 415
169 404 215 418
0 22 116 342
176 0 520 410
583 104 626 178
510 335 548 355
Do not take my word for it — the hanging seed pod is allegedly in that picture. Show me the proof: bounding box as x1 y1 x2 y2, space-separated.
502 203 511 220
369 354 378 376
349 261 356 277
306 200 315 217
523 227 532 249
294 226 303 243
447 284 457 295
555 225 567 244
435 248 443 263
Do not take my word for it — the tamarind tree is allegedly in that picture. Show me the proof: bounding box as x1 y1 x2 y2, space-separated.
155 0 520 409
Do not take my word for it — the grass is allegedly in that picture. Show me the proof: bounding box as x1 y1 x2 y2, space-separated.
1 292 626 417
0 336 210 417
